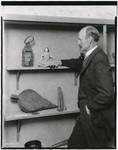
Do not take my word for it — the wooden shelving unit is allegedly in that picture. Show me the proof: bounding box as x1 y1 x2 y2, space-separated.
3 14 115 146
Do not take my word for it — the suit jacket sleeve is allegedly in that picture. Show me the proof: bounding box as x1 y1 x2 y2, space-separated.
61 55 84 71
87 61 114 112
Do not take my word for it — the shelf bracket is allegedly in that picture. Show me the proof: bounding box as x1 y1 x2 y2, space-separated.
16 70 20 90
16 120 22 141
74 72 78 86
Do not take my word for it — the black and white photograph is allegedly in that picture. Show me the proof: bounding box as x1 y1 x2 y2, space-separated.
1 2 117 149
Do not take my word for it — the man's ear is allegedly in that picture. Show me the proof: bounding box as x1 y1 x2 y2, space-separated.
89 36 93 44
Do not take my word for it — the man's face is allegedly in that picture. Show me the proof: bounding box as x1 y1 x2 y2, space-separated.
78 29 90 53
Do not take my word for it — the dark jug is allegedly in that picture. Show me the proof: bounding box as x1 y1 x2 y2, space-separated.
24 140 41 148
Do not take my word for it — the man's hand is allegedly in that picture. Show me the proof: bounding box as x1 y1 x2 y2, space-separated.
38 59 62 68
85 105 90 116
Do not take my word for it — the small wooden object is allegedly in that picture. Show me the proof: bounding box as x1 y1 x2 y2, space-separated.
17 120 21 141
57 87 67 111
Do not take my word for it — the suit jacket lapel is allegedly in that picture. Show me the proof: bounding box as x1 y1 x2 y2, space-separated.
80 47 101 75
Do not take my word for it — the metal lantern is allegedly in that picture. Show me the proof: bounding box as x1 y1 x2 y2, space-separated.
22 36 34 67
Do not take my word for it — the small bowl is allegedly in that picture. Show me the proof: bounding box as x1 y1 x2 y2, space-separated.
24 140 41 148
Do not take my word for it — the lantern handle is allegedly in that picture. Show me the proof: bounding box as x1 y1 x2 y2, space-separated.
24 36 34 44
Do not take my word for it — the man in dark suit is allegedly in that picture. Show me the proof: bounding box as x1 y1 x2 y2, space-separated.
41 26 115 148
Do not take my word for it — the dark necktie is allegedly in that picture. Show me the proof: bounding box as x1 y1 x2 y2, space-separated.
83 55 90 67
80 53 85 59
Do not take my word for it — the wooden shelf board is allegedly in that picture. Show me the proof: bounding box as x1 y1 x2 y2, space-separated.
6 66 70 71
7 64 115 71
3 14 115 25
4 109 80 122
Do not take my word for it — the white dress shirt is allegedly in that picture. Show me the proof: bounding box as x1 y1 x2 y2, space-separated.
85 46 98 59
